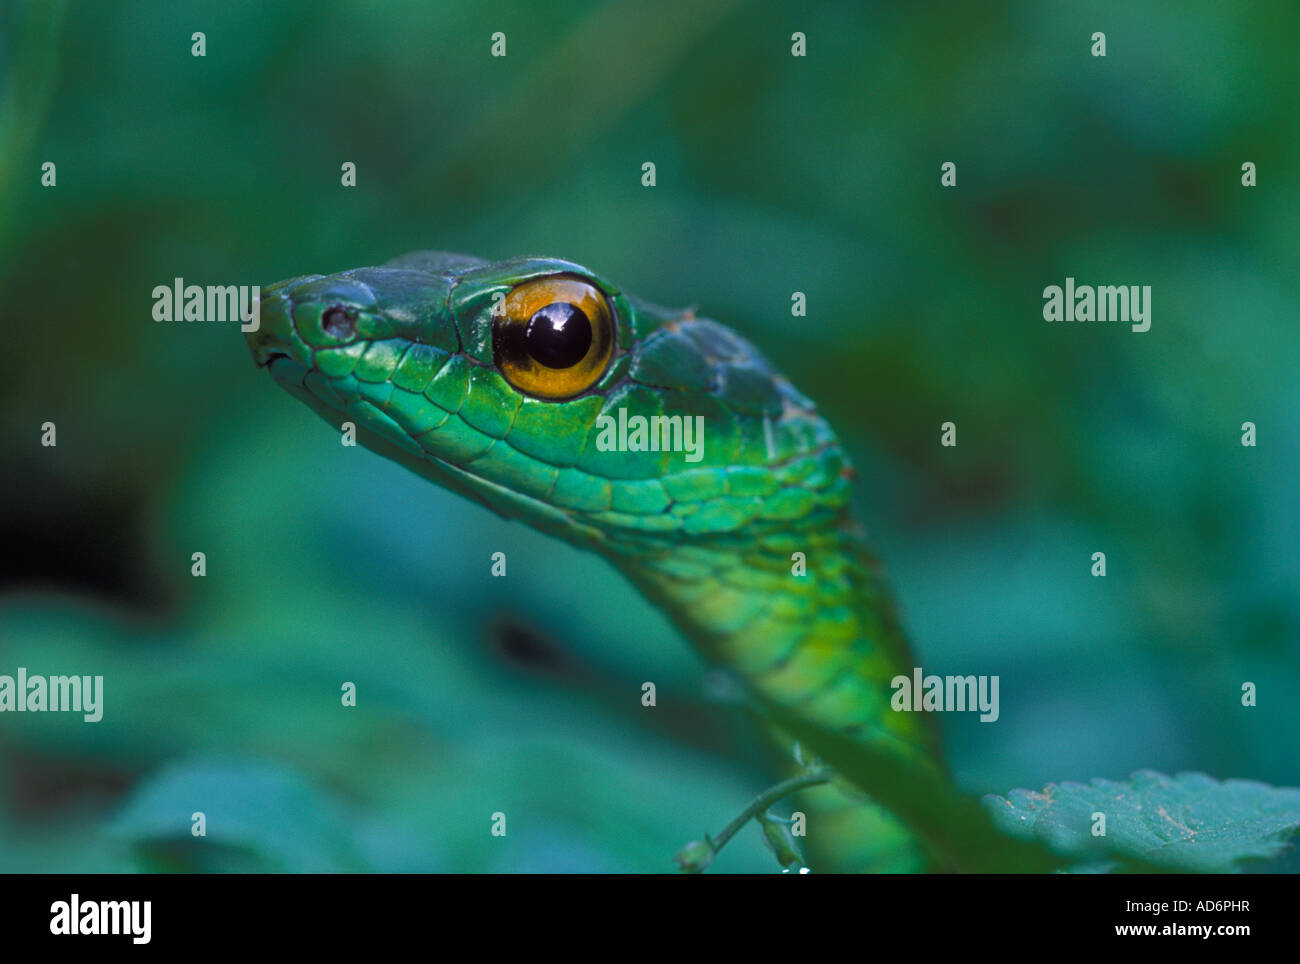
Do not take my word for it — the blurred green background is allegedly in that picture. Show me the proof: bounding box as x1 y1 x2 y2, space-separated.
0 0 1296 872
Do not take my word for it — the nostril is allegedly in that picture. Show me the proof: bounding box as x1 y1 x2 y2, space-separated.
322 305 357 338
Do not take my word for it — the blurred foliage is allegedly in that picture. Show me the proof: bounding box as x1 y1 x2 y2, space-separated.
0 0 1296 872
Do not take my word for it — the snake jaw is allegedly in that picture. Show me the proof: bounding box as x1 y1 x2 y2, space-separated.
256 350 291 369
245 281 308 368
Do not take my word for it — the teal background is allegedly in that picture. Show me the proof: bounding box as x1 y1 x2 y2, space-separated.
0 0 1296 871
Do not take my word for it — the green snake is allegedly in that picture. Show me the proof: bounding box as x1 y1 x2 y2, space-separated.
246 251 945 871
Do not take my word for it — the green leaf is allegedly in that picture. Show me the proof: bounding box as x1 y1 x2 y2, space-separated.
984 770 1300 872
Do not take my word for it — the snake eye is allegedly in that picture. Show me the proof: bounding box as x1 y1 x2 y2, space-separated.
492 275 614 399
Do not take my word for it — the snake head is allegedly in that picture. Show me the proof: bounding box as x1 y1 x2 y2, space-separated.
248 251 850 555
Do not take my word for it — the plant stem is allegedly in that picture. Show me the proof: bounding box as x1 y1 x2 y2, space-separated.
710 768 830 854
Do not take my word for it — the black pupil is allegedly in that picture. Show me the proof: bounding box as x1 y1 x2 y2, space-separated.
524 302 592 369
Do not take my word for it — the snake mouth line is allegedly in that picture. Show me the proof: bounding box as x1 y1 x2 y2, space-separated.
259 352 564 528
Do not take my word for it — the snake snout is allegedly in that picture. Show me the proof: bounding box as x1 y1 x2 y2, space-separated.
247 273 377 370
245 289 298 368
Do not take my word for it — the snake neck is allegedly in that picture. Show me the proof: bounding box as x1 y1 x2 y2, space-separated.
606 508 939 762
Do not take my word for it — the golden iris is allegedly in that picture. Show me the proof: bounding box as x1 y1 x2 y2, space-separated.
492 276 614 399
